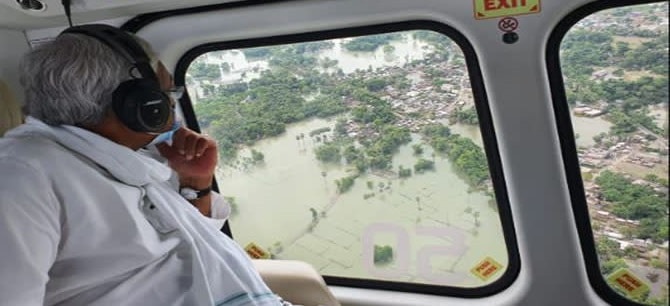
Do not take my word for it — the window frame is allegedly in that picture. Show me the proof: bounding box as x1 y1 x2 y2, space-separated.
125 11 520 297
545 1 666 305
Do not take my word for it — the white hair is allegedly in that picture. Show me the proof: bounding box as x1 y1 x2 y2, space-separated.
19 32 159 126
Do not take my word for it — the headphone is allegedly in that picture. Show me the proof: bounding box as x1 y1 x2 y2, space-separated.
59 24 171 133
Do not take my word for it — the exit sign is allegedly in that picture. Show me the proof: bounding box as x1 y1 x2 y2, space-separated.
474 0 541 20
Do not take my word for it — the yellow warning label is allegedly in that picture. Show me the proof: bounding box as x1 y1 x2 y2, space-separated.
244 242 271 259
473 0 541 20
471 257 503 281
607 268 650 298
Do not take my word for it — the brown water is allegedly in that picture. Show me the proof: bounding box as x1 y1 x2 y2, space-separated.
219 118 508 287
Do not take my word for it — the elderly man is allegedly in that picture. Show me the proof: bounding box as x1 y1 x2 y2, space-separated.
0 24 286 305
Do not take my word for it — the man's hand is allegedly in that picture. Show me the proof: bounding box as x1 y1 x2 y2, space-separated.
157 127 218 216
157 127 218 184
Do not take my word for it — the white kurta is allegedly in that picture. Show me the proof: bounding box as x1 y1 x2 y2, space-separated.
0 118 281 306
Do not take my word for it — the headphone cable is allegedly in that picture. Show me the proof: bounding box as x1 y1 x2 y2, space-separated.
61 0 73 27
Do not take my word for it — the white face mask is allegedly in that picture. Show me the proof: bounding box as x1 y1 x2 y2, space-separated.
147 115 182 146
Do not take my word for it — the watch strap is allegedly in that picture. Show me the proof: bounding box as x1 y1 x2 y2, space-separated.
195 186 212 198
180 186 212 200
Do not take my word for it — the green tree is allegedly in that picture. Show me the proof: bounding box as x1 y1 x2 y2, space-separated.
315 143 341 163
250 149 264 163
412 144 423 155
414 158 435 173
596 171 669 243
398 166 412 178
335 175 357 193
373 244 394 265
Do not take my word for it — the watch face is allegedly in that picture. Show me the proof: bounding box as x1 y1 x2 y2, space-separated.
180 188 198 200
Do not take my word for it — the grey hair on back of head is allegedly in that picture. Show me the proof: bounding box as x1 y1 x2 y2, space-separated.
19 31 159 126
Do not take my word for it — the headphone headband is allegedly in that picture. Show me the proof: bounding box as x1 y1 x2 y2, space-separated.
60 24 157 82
58 24 171 133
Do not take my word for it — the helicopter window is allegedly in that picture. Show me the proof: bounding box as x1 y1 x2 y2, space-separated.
556 3 668 305
181 25 517 295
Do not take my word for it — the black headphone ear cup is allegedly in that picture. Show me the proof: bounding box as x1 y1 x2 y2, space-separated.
112 79 171 133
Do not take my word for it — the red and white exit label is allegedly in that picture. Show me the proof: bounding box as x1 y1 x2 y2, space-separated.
474 0 541 20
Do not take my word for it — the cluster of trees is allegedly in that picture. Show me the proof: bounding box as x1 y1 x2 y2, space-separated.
315 142 341 163
645 173 669 188
413 158 435 174
243 47 272 59
562 30 615 78
563 25 667 92
294 41 335 54
351 91 396 125
621 35 668 75
320 57 339 70
250 149 265 163
190 62 221 79
597 236 628 274
242 41 334 60
449 106 479 125
411 30 452 60
303 96 348 118
343 33 403 52
324 123 412 174
422 124 490 187
398 166 412 178
373 244 394 265
335 175 357 194
595 171 668 243
562 25 668 139
412 30 453 48
196 64 352 159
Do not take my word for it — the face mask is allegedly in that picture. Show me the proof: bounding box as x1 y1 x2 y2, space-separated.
147 117 182 146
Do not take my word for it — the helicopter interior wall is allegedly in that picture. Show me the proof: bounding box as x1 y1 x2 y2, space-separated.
0 0 244 30
0 28 29 103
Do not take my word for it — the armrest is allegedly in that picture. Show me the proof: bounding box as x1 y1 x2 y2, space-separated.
252 259 341 306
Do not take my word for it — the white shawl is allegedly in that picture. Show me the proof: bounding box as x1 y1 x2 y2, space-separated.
4 117 281 306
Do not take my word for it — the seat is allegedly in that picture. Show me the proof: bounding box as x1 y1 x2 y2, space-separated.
252 259 341 306
0 79 23 136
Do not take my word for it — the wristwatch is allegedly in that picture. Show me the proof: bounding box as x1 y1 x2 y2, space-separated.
180 186 212 200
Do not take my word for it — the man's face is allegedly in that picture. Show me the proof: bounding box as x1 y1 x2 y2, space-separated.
156 61 173 93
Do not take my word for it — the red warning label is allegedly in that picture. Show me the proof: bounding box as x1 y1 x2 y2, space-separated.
474 0 541 20
245 242 271 259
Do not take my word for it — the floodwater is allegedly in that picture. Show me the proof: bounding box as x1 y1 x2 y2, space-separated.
200 32 509 287
317 36 432 74
571 114 613 147
220 118 508 287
